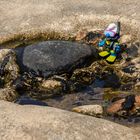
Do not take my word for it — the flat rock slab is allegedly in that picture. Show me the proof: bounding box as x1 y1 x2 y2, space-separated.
16 41 97 77
0 100 139 140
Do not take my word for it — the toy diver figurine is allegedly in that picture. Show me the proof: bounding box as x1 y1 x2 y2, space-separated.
98 22 121 63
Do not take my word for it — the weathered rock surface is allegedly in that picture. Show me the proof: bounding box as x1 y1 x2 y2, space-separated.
72 104 103 117
16 41 97 77
0 87 18 102
0 100 139 140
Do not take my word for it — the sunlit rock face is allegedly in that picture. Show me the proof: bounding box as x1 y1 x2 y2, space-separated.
16 41 97 77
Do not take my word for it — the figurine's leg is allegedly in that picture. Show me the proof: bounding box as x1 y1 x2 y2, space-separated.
99 51 110 58
106 50 117 63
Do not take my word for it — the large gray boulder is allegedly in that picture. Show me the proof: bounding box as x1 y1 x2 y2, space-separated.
0 100 138 140
16 41 97 77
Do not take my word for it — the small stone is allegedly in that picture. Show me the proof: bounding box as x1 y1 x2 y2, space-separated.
107 99 125 114
0 87 19 102
72 104 103 117
41 79 62 90
120 35 132 43
107 95 140 116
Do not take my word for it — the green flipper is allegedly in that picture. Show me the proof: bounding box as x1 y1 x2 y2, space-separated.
99 51 110 57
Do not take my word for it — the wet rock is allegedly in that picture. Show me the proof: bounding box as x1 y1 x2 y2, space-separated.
107 99 125 114
107 95 140 117
29 79 63 99
0 51 20 87
72 104 103 117
41 79 63 93
41 79 62 89
16 41 97 78
0 87 19 102
122 65 136 74
70 61 105 86
103 89 127 101
71 68 94 85
103 73 120 88
15 96 48 106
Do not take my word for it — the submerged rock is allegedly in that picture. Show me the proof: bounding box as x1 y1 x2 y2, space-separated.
16 41 97 78
71 68 94 85
107 95 140 117
41 79 62 89
15 96 48 106
72 104 103 117
28 79 64 99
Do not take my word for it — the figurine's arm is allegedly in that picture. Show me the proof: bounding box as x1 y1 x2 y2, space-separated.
98 39 106 47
